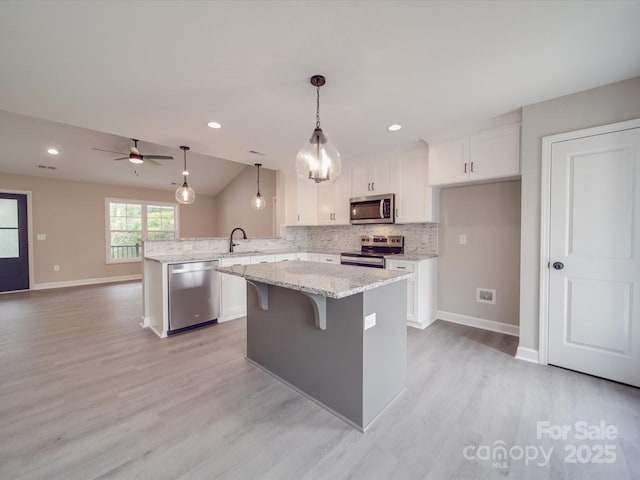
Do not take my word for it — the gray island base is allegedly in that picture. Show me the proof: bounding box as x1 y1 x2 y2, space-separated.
216 261 410 432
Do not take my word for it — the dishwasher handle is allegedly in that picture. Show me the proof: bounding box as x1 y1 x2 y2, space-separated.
170 266 216 274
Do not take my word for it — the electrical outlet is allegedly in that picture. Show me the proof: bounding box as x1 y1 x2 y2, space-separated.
53 265 60 272
477 288 496 304
459 234 467 245
364 313 376 330
37 234 46 241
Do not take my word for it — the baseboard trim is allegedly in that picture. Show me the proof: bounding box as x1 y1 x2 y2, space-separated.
32 274 142 291
437 310 519 337
515 346 540 364
407 320 427 330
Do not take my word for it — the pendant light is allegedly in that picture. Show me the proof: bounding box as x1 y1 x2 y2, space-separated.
251 163 266 211
296 75 342 184
175 146 196 204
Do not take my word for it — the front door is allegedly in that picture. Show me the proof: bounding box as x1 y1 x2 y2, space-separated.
0 193 29 292
547 126 640 387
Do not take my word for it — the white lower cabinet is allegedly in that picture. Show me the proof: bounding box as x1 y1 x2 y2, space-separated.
274 253 297 262
250 254 275 264
219 256 250 322
317 253 340 264
386 257 437 329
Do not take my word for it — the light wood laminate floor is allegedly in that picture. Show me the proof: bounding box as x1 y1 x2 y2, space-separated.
0 282 638 480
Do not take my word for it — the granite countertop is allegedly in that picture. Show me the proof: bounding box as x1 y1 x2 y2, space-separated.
216 260 413 299
144 249 303 263
144 250 437 264
385 253 438 261
306 249 345 256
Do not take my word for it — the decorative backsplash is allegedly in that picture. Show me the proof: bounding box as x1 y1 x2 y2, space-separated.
143 231 306 256
299 223 438 254
144 223 437 256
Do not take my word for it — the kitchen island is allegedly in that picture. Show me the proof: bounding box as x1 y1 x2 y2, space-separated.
216 261 412 432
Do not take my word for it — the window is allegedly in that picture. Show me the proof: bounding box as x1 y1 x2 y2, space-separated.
106 199 178 263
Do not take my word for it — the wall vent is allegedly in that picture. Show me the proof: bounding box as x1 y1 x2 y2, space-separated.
37 164 56 170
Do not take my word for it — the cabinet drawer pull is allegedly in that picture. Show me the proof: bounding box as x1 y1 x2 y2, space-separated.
470 161 474 173
464 162 467 174
371 182 375 190
396 266 407 270
367 182 371 191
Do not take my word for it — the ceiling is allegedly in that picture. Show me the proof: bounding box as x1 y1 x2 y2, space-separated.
1 1 639 192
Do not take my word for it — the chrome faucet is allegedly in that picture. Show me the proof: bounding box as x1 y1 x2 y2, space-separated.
229 227 248 253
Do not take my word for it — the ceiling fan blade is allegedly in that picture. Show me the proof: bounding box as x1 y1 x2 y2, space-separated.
144 159 162 166
130 146 141 155
143 155 173 160
92 147 128 155
113 157 130 161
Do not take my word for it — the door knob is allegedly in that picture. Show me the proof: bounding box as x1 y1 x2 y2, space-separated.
552 262 564 270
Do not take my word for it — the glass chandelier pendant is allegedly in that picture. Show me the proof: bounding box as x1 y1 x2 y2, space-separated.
251 163 266 211
296 75 342 184
175 145 196 204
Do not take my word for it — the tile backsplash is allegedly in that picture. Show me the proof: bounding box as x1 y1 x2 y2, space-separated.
288 223 438 254
144 223 437 256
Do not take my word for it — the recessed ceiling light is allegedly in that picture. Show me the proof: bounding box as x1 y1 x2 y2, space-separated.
47 148 59 155
387 124 402 132
207 121 222 129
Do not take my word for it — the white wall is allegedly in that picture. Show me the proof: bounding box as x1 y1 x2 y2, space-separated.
519 76 640 351
438 180 521 326
215 166 276 237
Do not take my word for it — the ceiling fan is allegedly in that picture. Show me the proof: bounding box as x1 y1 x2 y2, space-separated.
92 138 173 166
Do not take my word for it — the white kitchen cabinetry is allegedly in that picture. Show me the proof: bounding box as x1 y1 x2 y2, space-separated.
316 253 340 264
306 253 319 262
351 159 395 197
429 124 520 186
387 257 437 329
219 256 250 322
284 171 318 226
394 148 438 223
250 254 275 264
317 169 352 225
274 253 297 262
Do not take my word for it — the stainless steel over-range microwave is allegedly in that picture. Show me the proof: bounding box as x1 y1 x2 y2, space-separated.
350 193 395 224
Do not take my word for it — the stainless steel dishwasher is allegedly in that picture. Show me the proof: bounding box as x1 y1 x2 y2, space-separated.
168 260 220 335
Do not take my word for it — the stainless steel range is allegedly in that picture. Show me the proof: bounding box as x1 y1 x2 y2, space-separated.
340 235 404 268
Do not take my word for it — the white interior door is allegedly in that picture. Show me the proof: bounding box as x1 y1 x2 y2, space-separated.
547 127 640 387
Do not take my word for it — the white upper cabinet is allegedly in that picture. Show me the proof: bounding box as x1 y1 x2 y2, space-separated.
394 148 437 223
429 137 470 185
468 124 521 181
429 124 520 186
284 170 318 226
317 169 351 225
351 159 395 197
